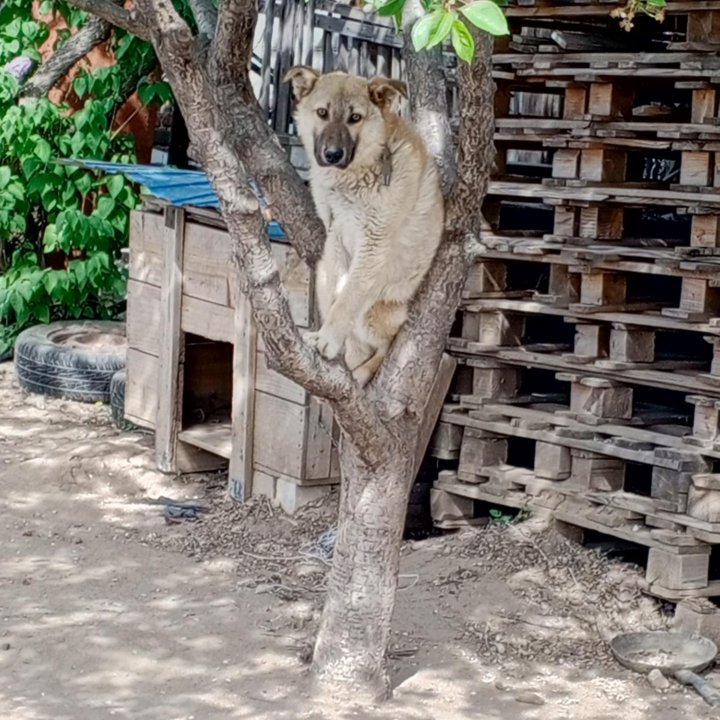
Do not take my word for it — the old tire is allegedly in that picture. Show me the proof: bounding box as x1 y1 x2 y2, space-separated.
109 369 137 431
15 320 126 404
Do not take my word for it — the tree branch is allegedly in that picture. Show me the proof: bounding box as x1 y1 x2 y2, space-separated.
188 0 217 39
446 30 496 233
401 0 455 194
209 0 259 104
21 15 112 98
64 0 151 40
210 82 325 265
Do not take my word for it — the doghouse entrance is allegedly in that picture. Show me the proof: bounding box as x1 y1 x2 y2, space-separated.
177 334 234 459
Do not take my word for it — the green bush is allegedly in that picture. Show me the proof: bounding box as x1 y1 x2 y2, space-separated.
0 0 169 355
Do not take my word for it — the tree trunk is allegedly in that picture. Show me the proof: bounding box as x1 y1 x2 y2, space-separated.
312 435 416 700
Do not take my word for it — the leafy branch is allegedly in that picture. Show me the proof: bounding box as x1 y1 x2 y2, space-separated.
371 0 667 61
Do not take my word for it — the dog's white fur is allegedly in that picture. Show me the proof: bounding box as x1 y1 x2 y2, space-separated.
284 68 444 386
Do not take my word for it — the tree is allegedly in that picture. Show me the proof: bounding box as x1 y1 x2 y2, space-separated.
63 0 666 702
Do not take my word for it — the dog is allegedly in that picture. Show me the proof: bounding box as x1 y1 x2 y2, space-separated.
284 67 444 386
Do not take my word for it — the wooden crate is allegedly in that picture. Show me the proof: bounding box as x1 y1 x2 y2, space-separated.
125 206 338 512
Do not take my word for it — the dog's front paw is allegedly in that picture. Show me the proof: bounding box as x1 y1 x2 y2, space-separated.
308 323 347 360
303 330 321 349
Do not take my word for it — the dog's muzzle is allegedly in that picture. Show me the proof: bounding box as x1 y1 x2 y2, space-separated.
314 125 355 168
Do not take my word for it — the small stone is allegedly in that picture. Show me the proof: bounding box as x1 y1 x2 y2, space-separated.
254 583 275 595
1 643 10 651
295 562 322 578
648 669 670 691
288 600 314 623
514 692 545 706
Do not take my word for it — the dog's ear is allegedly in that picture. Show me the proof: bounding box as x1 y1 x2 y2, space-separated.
368 77 408 110
283 66 320 101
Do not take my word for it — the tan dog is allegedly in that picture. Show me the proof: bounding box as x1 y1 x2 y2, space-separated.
284 68 444 386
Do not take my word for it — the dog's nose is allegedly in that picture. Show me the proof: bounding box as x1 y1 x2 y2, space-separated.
323 147 345 165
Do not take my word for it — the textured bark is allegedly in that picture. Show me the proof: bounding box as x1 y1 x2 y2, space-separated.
188 0 217 39
401 0 455 194
64 0 151 40
210 0 257 104
312 442 415 701
21 16 112 98
447 30 496 233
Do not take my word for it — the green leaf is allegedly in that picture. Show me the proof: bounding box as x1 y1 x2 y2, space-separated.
0 166 11 190
43 271 60 297
460 0 509 36
34 138 52 163
73 74 87 98
33 303 50 324
43 224 59 253
426 10 455 49
21 157 41 179
106 174 125 199
377 0 404 17
412 10 441 51
14 280 33 304
72 261 88 290
95 195 116 220
451 18 475 62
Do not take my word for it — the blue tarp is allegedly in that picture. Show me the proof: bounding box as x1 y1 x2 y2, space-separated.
62 159 287 239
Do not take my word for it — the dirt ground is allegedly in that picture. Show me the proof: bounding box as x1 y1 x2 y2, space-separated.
1 361 718 720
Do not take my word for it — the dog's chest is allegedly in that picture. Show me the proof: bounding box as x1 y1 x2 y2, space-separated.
326 188 370 258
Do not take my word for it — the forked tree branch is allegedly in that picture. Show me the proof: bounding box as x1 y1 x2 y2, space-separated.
67 0 324 264
63 0 151 40
21 15 112 98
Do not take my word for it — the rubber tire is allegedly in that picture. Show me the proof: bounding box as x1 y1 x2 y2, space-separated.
15 320 126 404
109 370 137 431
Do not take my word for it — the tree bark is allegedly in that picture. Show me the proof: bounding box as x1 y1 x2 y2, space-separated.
20 16 112 98
312 441 415 701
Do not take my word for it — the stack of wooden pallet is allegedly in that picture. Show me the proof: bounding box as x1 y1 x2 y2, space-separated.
430 0 720 602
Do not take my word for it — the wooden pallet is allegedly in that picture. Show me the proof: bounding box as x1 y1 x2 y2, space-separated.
431 469 720 601
441 399 720 462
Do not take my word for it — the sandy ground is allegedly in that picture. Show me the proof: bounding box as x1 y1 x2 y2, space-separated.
0 360 718 720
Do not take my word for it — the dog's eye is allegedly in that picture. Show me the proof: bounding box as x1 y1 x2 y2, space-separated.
316 108 328 119
348 113 362 124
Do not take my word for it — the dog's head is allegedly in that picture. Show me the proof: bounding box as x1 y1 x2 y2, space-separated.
283 68 407 170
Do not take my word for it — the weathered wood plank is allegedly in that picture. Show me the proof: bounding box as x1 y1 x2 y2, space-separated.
228 295 257 500
155 207 185 473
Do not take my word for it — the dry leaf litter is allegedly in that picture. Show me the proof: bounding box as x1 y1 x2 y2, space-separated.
433 516 668 670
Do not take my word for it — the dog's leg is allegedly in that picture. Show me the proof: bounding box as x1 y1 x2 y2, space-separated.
344 334 374 373
351 301 407 386
305 228 349 345
308 245 403 360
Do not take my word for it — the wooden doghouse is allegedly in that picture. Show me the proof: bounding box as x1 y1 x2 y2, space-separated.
124 203 339 512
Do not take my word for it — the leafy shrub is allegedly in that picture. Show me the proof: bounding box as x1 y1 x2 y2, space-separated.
0 1 169 354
